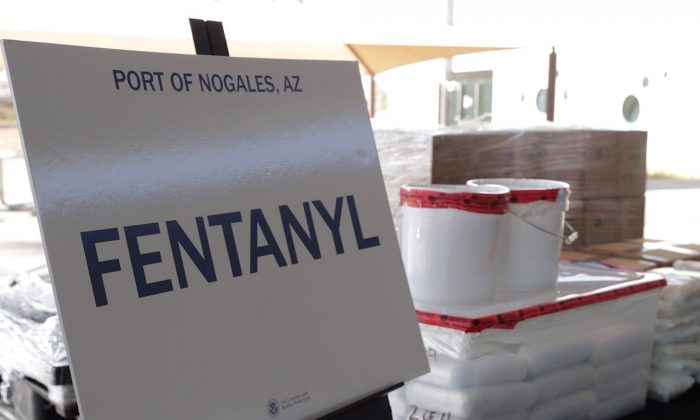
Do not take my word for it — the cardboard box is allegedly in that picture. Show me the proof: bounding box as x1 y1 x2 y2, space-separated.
583 240 700 267
565 196 645 249
597 257 658 272
431 128 646 201
561 250 658 272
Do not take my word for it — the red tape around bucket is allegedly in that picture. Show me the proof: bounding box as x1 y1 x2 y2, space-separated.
400 188 510 215
416 279 667 333
509 189 561 204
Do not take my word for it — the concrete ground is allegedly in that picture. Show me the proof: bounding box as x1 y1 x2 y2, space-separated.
645 179 700 243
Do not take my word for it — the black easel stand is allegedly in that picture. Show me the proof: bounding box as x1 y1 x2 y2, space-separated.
188 18 401 420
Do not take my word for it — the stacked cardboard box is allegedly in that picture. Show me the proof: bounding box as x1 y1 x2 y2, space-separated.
583 240 700 267
431 128 647 248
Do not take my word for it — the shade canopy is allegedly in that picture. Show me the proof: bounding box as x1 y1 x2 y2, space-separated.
347 44 502 75
0 30 505 75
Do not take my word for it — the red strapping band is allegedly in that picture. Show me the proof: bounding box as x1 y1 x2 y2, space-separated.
400 188 510 215
416 279 666 333
509 189 561 204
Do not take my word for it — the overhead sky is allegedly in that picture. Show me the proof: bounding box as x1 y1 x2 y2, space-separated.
0 0 697 48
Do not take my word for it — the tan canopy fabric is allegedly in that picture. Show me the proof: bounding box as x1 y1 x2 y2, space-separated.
347 44 502 76
0 30 504 73
0 30 507 115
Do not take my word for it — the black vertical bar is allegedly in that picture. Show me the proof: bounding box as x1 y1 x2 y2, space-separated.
205 21 230 56
546 46 556 122
319 383 402 420
189 18 213 55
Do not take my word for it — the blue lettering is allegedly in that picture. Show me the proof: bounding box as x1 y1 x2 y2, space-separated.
347 195 380 250
312 197 345 255
199 73 212 92
250 209 287 273
279 202 321 264
166 217 217 288
124 223 173 299
207 212 244 278
81 228 121 307
112 70 126 90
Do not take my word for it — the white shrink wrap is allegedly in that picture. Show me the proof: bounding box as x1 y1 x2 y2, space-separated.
530 391 596 420
405 380 536 418
533 364 595 403
420 354 528 389
518 335 592 376
647 368 695 402
589 387 647 420
408 266 663 419
591 324 651 366
594 352 651 385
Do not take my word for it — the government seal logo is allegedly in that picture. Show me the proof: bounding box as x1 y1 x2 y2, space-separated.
266 399 281 418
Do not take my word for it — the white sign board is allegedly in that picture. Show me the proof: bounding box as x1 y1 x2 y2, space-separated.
2 40 427 420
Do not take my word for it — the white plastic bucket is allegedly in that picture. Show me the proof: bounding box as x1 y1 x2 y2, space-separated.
399 184 510 304
468 178 570 292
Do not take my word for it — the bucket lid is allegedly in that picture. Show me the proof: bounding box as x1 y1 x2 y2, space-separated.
400 184 510 215
468 178 570 205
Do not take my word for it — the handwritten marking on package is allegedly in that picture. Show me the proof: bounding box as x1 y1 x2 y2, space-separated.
81 195 379 307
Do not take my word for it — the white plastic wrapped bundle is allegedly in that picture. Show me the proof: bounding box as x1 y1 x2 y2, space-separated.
589 387 647 420
392 266 664 420
657 296 700 318
0 265 69 406
388 388 410 419
647 368 695 402
530 391 596 420
405 380 536 418
652 356 700 373
593 370 649 400
654 342 700 359
654 324 700 344
533 364 595 403
648 266 700 401
591 324 651 366
594 352 651 385
402 405 526 420
652 267 700 305
421 355 527 388
518 335 592 376
672 259 700 273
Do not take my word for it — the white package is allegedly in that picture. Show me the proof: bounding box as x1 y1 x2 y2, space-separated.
420 354 527 388
647 368 695 402
655 311 700 332
518 334 592 376
410 268 662 419
654 342 700 359
591 324 651 366
674 260 700 272
594 352 651 384
657 296 700 318
404 405 528 420
530 390 596 420
389 387 410 418
533 363 595 403
405 380 535 418
652 356 700 373
420 324 516 362
594 370 649 400
651 267 700 304
654 324 700 344
589 387 647 420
